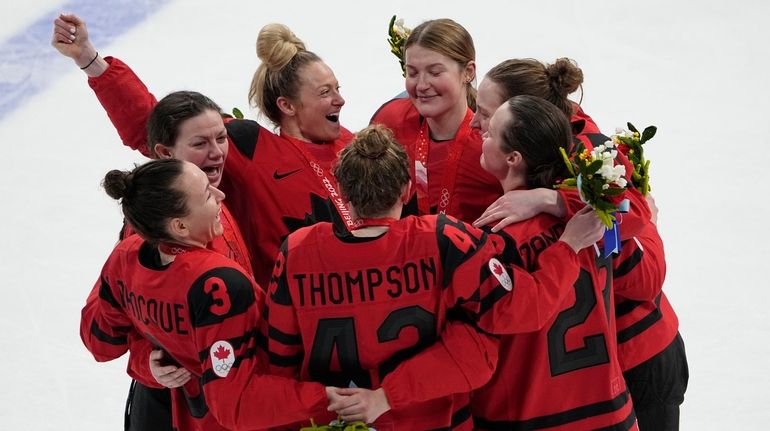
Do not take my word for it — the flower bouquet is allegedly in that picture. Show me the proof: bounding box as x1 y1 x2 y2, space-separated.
387 15 411 77
611 123 657 196
300 418 373 431
558 139 630 256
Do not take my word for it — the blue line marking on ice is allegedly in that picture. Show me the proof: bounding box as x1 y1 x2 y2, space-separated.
0 0 169 121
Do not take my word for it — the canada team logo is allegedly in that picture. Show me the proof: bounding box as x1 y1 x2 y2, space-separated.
210 340 235 378
488 258 513 291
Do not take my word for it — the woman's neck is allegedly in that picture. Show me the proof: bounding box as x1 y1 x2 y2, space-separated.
350 204 402 238
500 173 526 193
425 101 468 141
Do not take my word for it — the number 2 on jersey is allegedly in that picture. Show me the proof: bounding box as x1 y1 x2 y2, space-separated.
546 259 611 377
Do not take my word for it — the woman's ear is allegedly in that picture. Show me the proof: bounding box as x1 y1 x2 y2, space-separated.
463 60 477 84
401 180 412 203
507 150 524 169
154 144 174 159
276 96 296 117
166 217 188 241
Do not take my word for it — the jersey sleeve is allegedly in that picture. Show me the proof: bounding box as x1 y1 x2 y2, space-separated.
87 57 157 156
613 223 666 301
435 215 581 334
263 241 305 379
80 257 132 362
379 319 499 410
191 259 327 430
125 332 165 389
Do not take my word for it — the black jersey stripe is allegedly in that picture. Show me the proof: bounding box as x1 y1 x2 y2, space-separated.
90 320 128 346
473 390 630 430
592 408 637 431
98 276 122 309
268 324 302 345
268 351 304 368
197 326 262 362
614 246 644 278
615 298 644 317
617 294 663 344
426 404 472 430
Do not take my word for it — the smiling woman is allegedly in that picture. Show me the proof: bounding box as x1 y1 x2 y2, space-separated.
370 18 502 223
81 159 334 431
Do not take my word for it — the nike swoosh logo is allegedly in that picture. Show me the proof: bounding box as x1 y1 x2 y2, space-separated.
273 168 302 180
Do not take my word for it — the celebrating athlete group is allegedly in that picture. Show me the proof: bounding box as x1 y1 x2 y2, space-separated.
52 11 688 431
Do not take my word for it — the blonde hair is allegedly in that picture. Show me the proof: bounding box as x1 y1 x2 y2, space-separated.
334 124 410 218
405 18 477 111
248 23 321 125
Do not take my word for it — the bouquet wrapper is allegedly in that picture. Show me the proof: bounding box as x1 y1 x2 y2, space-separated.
603 198 630 257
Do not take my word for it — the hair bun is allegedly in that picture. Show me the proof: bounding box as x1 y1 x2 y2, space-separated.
546 57 583 96
352 125 394 159
102 169 133 200
256 23 306 70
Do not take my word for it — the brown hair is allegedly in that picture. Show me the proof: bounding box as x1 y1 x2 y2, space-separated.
102 159 188 243
485 58 583 117
146 91 222 157
248 23 322 125
405 18 477 111
334 124 410 218
498 95 572 188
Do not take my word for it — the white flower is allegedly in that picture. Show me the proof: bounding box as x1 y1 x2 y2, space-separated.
616 177 628 188
602 184 610 190
393 18 410 38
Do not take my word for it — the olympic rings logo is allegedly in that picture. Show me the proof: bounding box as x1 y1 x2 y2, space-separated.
439 188 450 209
310 161 324 177
215 362 232 373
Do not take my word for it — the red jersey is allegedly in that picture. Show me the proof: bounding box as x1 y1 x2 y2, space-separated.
266 214 582 430
571 106 678 370
613 223 678 371
87 57 355 286
80 236 328 430
471 214 637 431
371 97 502 223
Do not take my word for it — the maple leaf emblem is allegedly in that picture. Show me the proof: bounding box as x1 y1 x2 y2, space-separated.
213 344 231 362
492 262 504 276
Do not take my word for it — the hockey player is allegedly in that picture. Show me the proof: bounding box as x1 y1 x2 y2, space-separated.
371 18 502 222
266 124 606 430
81 159 333 430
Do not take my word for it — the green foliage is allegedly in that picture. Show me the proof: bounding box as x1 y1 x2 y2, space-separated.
301 418 371 431
615 122 658 196
555 141 628 228
387 15 411 77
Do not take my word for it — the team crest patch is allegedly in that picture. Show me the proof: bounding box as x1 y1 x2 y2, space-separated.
488 258 513 291
210 340 235 378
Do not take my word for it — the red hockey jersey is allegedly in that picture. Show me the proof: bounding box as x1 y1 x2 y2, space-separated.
370 97 503 223
80 236 328 430
471 213 638 431
613 223 678 371
87 57 355 287
266 214 582 430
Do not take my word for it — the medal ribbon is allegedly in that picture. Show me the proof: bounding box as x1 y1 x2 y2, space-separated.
412 109 474 215
282 134 355 230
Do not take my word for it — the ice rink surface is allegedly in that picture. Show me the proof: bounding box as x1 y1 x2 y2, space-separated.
1 1 768 429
